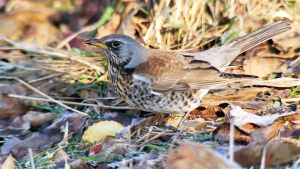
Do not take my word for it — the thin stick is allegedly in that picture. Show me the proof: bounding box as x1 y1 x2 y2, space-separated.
0 76 88 116
139 131 166 146
282 97 300 103
260 146 267 169
28 148 36 169
28 73 65 83
8 94 134 110
177 112 190 127
229 120 235 162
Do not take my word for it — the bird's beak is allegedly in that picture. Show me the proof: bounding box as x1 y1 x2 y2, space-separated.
85 39 107 49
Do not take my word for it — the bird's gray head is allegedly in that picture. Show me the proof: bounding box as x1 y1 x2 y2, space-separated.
85 34 149 69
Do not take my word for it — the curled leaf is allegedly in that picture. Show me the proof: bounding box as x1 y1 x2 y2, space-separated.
82 121 125 143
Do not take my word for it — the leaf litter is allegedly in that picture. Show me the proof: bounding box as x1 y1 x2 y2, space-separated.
0 0 299 168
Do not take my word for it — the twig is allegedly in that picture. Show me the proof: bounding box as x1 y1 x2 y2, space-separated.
0 76 88 116
260 146 267 169
8 93 134 110
28 73 65 83
229 120 235 162
139 131 167 146
28 148 36 169
282 97 300 103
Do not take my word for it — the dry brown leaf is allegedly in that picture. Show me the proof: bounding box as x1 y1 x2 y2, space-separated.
250 113 300 144
235 139 300 167
213 123 250 144
5 0 56 15
190 106 222 121
243 57 287 77
0 8 58 46
100 140 138 161
1 113 85 159
203 87 276 115
250 120 284 144
1 154 15 169
0 94 29 120
166 143 242 169
96 14 121 38
0 117 30 137
22 111 56 129
203 87 270 105
179 118 207 132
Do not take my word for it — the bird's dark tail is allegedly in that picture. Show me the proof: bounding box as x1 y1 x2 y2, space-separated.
231 21 291 53
181 21 291 71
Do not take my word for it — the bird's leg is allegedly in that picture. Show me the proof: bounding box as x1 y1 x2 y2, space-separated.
177 111 191 127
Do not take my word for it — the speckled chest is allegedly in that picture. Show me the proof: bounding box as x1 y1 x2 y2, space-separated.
108 65 207 113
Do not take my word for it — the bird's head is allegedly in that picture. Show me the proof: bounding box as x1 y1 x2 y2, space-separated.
85 34 149 69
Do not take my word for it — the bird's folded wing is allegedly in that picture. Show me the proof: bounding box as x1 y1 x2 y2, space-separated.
132 52 239 92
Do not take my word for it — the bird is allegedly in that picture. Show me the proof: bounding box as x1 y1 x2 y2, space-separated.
85 21 291 125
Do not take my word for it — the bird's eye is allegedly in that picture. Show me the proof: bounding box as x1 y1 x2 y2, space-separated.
111 41 121 48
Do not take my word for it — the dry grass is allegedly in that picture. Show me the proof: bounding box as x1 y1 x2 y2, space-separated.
142 0 299 51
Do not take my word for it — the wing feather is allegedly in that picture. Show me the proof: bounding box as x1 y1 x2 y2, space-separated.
132 51 247 92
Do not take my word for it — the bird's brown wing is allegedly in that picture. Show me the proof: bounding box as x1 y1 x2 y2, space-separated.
133 51 239 92
133 52 188 92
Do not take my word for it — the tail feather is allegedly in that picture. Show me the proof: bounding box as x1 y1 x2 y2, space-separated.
182 21 291 71
231 21 291 53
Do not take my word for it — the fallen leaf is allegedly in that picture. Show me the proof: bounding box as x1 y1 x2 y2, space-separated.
0 0 58 47
179 118 208 132
230 106 295 127
82 121 125 143
250 120 284 144
0 117 30 137
235 139 300 167
96 140 138 162
190 106 222 121
1 154 15 169
0 61 15 74
166 143 242 169
243 57 287 77
0 94 29 120
203 87 270 106
2 132 62 159
250 113 300 144
213 123 250 144
1 113 85 159
96 14 121 38
46 113 86 134
0 138 21 155
22 111 56 129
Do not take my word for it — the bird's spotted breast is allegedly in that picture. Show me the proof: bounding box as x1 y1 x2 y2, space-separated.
109 64 206 113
